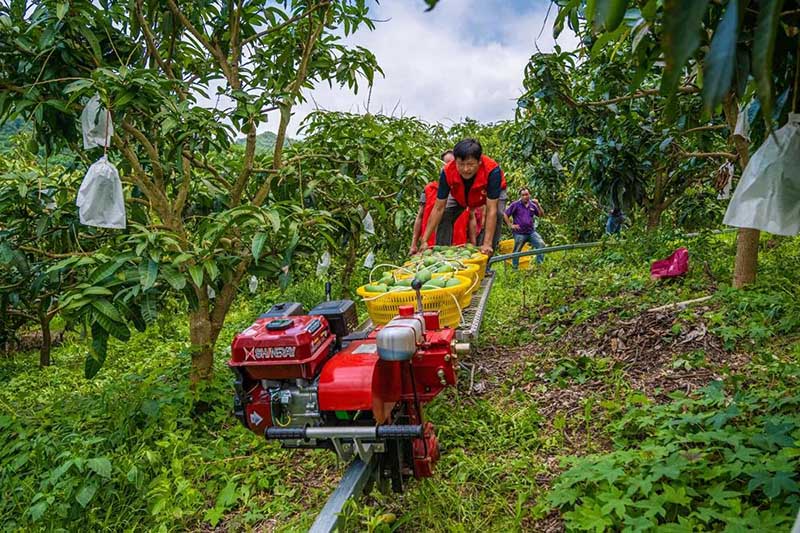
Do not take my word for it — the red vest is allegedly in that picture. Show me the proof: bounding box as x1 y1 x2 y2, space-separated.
443 155 506 208
422 182 468 245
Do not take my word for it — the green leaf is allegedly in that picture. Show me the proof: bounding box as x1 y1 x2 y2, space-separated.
160 266 186 290
752 0 785 127
28 501 48 521
75 483 97 508
264 210 281 233
91 298 123 322
56 2 68 20
87 457 112 478
660 0 710 97
251 232 267 264
77 26 102 62
93 310 131 342
702 0 739 112
594 0 628 33
82 286 113 297
278 271 292 292
203 259 219 282
140 294 157 325
188 265 204 287
85 323 108 379
139 259 158 290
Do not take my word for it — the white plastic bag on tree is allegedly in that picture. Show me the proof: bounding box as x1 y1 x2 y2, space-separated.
723 113 800 236
248 275 259 293
81 95 114 149
316 251 331 276
363 251 376 268
362 211 375 235
76 156 126 229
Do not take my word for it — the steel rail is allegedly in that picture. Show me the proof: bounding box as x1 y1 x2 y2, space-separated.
309 457 378 533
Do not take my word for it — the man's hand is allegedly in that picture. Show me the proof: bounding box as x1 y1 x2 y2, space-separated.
409 243 418 255
480 243 493 255
511 224 520 231
417 241 430 253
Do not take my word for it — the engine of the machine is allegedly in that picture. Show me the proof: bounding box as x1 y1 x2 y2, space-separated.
228 298 466 489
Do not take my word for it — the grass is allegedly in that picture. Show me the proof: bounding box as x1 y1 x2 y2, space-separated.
1 231 799 531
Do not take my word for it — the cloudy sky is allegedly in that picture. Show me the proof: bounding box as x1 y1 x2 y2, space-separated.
265 0 579 138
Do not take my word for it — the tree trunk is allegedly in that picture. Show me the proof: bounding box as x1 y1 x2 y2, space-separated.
189 308 215 385
646 206 663 231
38 309 51 367
723 95 758 287
733 228 760 287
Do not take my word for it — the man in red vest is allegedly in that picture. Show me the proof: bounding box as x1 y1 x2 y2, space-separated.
409 150 471 254
420 138 507 255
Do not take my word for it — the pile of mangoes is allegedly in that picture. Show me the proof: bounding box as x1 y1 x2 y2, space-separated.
361 245 481 293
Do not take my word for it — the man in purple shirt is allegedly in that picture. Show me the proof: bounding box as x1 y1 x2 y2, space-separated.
503 187 546 268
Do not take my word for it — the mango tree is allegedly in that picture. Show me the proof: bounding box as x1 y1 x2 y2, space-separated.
513 42 731 232
0 0 381 391
550 0 800 286
275 111 446 291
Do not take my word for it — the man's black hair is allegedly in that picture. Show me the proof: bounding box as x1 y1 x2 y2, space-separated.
519 187 530 195
453 138 482 160
441 149 454 160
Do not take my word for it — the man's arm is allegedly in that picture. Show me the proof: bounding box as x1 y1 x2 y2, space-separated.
420 198 446 250
481 198 498 255
533 198 544 217
503 212 519 231
410 205 425 254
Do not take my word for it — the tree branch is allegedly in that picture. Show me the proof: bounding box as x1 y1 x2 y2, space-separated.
182 151 232 190
134 0 186 100
175 153 192 215
581 86 700 106
19 246 93 258
165 0 239 89
680 124 727 135
241 1 331 47
230 125 256 206
119 120 164 183
681 150 738 160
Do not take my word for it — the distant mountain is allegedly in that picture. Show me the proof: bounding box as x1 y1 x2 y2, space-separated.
235 131 295 153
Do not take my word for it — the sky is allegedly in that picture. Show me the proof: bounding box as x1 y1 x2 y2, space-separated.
264 0 579 138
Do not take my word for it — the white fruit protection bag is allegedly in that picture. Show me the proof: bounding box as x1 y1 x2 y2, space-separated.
81 94 114 149
723 113 800 236
76 156 126 229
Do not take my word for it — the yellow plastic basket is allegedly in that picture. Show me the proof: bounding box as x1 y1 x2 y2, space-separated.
463 252 489 280
356 275 472 327
498 239 532 269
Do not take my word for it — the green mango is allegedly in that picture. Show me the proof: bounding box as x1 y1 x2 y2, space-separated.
436 264 454 273
364 284 388 293
415 269 432 283
423 257 437 267
379 275 394 286
445 278 462 287
421 284 438 291
426 278 447 288
395 278 413 287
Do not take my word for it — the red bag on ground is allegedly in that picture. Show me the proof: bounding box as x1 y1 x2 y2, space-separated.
650 247 689 279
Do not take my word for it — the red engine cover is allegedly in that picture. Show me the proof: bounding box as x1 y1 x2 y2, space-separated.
229 315 333 380
317 340 402 423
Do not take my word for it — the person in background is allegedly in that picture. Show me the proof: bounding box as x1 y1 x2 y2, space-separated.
606 206 624 235
409 150 470 254
503 187 545 269
420 138 507 255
